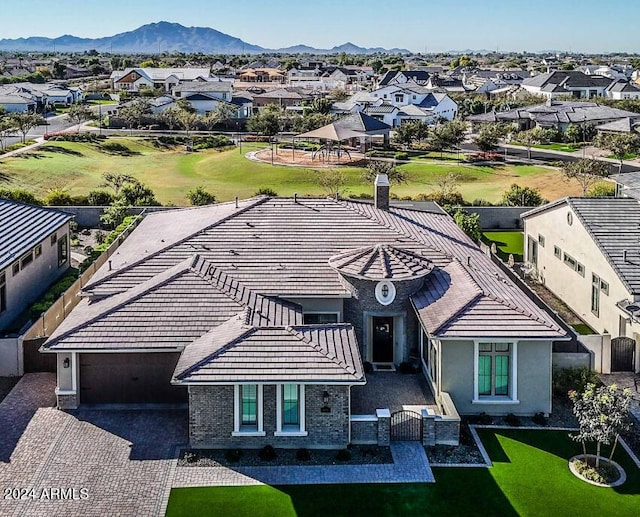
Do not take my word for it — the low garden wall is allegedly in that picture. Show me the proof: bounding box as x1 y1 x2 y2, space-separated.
350 415 379 445
465 206 533 230
50 206 175 228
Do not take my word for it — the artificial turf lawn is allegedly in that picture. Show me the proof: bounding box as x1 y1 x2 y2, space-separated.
572 323 595 335
482 231 524 262
0 138 584 205
165 429 640 517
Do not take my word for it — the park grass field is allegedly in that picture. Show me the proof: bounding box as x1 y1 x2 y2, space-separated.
0 137 584 205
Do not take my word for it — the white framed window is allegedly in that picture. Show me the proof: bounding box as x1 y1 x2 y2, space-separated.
554 246 561 259
275 384 307 436
591 274 601 316
232 384 265 436
473 341 518 404
538 234 545 247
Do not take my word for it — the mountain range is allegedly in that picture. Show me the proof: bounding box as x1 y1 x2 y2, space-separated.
0 22 411 55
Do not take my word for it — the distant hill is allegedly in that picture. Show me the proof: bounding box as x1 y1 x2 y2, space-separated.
0 22 411 55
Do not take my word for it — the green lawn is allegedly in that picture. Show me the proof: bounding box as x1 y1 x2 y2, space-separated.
165 430 640 517
572 323 595 335
482 231 524 262
0 138 584 205
511 142 579 153
607 153 638 161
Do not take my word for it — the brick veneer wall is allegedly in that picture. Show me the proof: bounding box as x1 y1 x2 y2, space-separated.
350 418 378 444
189 384 350 449
57 393 78 409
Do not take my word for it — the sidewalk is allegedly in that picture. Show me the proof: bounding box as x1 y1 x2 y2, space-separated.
0 137 46 159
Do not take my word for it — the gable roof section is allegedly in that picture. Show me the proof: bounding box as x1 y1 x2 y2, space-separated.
567 197 640 294
43 255 302 351
0 200 72 271
173 321 364 384
335 112 391 133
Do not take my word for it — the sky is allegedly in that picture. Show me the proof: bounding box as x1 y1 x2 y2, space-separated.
0 0 638 53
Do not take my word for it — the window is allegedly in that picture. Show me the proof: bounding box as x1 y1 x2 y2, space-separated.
395 94 403 102
276 384 306 436
34 245 42 259
554 246 562 259
563 252 576 269
576 262 585 277
58 235 68 267
475 342 517 401
600 279 609 296
51 233 57 246
538 234 545 247
20 252 33 269
12 262 20 276
233 384 264 436
0 272 6 314
591 274 600 317
303 313 339 324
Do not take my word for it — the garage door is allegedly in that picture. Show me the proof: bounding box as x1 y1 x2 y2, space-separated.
79 353 187 404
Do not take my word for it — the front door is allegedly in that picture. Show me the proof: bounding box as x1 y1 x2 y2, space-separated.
372 316 394 363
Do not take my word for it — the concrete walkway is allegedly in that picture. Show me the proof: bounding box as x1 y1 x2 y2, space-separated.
172 441 434 487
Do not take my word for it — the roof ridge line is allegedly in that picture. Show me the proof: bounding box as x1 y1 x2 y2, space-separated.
82 196 269 293
484 293 560 331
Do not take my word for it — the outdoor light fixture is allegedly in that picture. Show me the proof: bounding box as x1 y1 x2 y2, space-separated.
381 284 389 298
63 358 70 369
323 391 330 404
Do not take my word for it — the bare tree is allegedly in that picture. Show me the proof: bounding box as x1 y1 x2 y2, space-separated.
562 158 610 196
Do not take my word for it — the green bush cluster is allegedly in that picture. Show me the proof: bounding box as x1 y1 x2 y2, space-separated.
46 133 106 143
552 366 599 399
29 273 79 320
80 216 139 272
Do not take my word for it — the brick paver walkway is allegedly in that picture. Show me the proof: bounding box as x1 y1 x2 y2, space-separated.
1 375 434 517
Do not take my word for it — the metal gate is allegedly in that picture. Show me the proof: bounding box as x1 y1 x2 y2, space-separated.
390 410 423 441
611 337 636 372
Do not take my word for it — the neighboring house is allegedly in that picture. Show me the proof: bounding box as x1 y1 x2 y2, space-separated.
42 182 568 450
424 75 469 93
595 117 640 136
610 170 640 199
468 100 639 132
605 80 640 100
172 81 233 102
0 94 36 113
110 68 211 93
0 200 72 333
236 68 286 85
252 88 314 112
377 70 431 88
522 198 640 373
521 71 612 99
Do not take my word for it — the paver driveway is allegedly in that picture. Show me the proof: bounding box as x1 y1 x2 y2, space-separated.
0 374 188 517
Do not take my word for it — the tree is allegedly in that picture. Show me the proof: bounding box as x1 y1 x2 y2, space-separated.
87 190 115 206
120 182 160 206
205 102 239 131
186 186 216 206
118 99 151 129
562 158 610 196
473 124 506 153
0 116 15 151
315 169 347 198
101 172 137 196
160 106 181 131
595 133 640 173
362 160 407 185
565 123 581 144
177 110 199 136
518 127 545 160
9 112 44 143
0 188 42 205
100 198 129 228
501 184 545 206
446 207 481 241
66 103 94 132
569 383 632 468
247 104 282 139
393 122 419 149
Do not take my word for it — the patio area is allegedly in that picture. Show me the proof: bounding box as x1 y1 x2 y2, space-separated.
351 371 439 415
599 372 640 420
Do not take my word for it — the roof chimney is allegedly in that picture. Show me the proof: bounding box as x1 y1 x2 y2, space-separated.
375 174 390 210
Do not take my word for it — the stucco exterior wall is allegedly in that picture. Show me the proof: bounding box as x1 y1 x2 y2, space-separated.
0 223 70 332
284 297 344 322
440 339 553 416
524 204 640 343
189 384 350 449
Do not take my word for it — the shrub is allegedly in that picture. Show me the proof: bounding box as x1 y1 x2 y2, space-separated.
88 190 115 206
0 189 43 205
259 445 277 462
45 132 105 142
255 187 278 196
505 413 521 427
394 152 409 161
587 182 616 198
335 449 351 462
186 186 216 206
183 451 196 463
29 272 79 319
467 412 493 425
192 135 234 150
225 449 241 463
296 448 311 462
44 190 74 206
532 412 548 426
100 141 135 155
553 366 599 399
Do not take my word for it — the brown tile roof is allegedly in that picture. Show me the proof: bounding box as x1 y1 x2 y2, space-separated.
328 243 434 281
174 321 364 384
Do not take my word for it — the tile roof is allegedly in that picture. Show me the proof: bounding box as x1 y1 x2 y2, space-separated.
328 244 434 281
0 200 73 271
44 255 302 351
173 321 364 384
336 112 391 133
